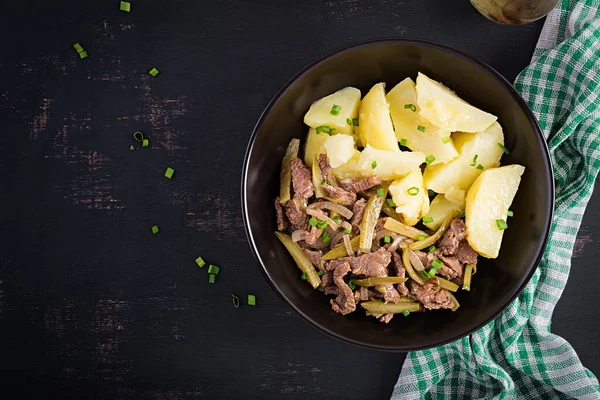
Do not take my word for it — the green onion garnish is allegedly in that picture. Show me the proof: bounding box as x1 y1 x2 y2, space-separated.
431 259 444 270
352 118 359 126
386 198 396 207
209 274 216 284
460 210 466 218
425 155 435 165
343 228 352 234
321 179 331 186
321 231 331 243
377 188 384 197
149 68 160 77
407 187 419 196
471 154 478 167
151 225 159 234
346 118 352 126
429 246 436 253
133 131 144 142
330 105 341 115
208 264 220 275
496 219 508 230
195 256 206 268
79 51 88 59
332 216 341 224
120 1 131 12
309 217 318 227
129 145 135 151
348 279 356 290
317 270 325 276
498 142 510 154
231 294 240 308
371 160 377 169
301 272 307 280
316 125 332 135
476 164 484 170
247 294 256 306
73 43 84 53
402 310 410 317
442 136 450 144
418 235 426 241
142 138 149 147
404 104 417 112
417 125 425 132
316 220 328 229
400 138 408 146
384 235 391 244
507 210 514 217
422 216 433 224
164 167 175 179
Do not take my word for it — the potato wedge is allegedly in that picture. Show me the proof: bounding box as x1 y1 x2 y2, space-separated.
387 78 458 165
304 86 361 135
423 194 462 231
416 72 497 133
303 128 329 168
388 170 429 226
423 121 505 194
348 145 425 181
465 164 525 258
323 133 356 168
357 83 399 152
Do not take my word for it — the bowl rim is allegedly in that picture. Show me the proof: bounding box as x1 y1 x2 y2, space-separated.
241 37 555 352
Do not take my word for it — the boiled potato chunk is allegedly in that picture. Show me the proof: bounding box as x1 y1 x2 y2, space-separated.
423 121 505 194
323 133 356 168
303 128 329 168
357 83 399 152
339 145 425 181
387 78 458 165
416 72 497 133
304 86 361 135
423 194 462 231
445 186 466 208
389 171 430 226
465 164 525 258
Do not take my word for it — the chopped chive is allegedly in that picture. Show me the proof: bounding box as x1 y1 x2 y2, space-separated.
442 136 450 144
371 160 377 169
496 219 508 230
377 188 384 197
352 118 359 126
316 220 328 229
418 235 426 241
321 231 331 243
231 294 240 308
346 118 352 126
384 235 391 244
164 167 175 179
429 246 436 253
425 155 435 165
149 68 160 77
431 259 444 270
321 179 331 186
498 142 510 154
507 210 514 217
330 105 341 115
79 51 88 59
402 310 410 317
209 274 216 284
423 216 433 224
195 256 206 268
471 154 478 167
151 225 159 234
133 131 144 142
316 125 332 135
348 279 356 290
417 125 425 132
332 215 341 224
400 138 408 146
142 138 149 147
404 104 417 112
73 43 84 53
309 217 318 227
208 264 220 275
120 1 131 12
301 272 307 280
407 187 419 196
386 198 396 207
476 164 484 170
343 228 352 234
317 270 325 276
129 145 135 151
247 294 256 306
460 210 466 218
329 128 336 135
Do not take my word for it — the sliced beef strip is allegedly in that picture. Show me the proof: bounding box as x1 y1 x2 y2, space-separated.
455 240 479 264
322 184 356 206
379 284 401 304
410 281 454 310
330 262 356 315
340 176 382 193
274 197 289 232
349 248 392 277
290 157 314 199
359 286 370 301
438 219 467 255
284 198 309 231
303 248 324 270
378 314 394 324
318 153 339 186
438 255 463 280
294 226 323 245
414 250 435 269
391 251 410 297
350 198 367 229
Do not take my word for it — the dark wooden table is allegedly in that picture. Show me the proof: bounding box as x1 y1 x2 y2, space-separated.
1 1 598 398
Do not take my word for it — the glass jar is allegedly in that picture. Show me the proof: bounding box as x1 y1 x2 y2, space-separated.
471 0 560 24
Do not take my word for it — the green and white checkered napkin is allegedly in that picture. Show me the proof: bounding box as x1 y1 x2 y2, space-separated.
392 1 600 398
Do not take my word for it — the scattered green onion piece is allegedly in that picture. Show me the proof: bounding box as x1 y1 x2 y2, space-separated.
496 219 508 230
301 272 307 280
507 210 514 217
209 274 216 284
321 179 331 186
329 128 336 135
195 256 206 268
133 131 144 142
407 187 419 196
343 228 352 234
425 155 435 165
377 188 384 197
247 294 256 306
429 246 436 253
418 235 426 241
73 43 84 53
346 118 352 126
442 136 450 144
208 264 220 275
309 217 318 227
321 231 331 243
330 105 341 115
498 142 510 154
348 279 356 290
231 294 240 308
142 138 149 147
129 145 135 151
384 235 391 244
316 220 328 230
404 104 417 112
477 164 484 170
120 1 131 12
317 270 325 276
422 216 433 224
316 125 331 135
471 154 478 167
332 215 341 224
164 167 175 179
371 160 377 169
431 259 444 270
400 138 408 146
402 310 410 317
352 118 359 126
149 67 160 77
386 198 396 207
151 225 159 234
417 125 425 132
460 210 466 218
79 51 88 59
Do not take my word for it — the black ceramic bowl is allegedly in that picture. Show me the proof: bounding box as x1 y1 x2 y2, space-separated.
242 39 553 351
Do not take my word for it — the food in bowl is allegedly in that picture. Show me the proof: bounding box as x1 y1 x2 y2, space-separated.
274 72 524 323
